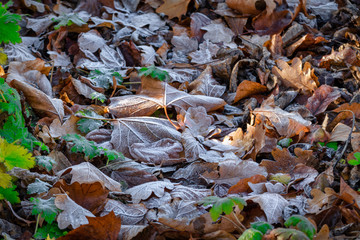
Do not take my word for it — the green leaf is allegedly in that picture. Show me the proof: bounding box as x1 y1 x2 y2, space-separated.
250 221 274 234
51 13 86 30
63 134 100 159
238 228 263 240
31 197 59 224
269 173 291 185
88 69 123 89
0 1 22 44
139 65 170 81
326 142 338 151
199 196 246 222
268 228 310 240
36 156 56 172
0 184 20 204
285 215 316 239
90 92 107 103
34 222 68 239
0 137 35 170
76 109 104 134
103 149 124 163
27 179 52 194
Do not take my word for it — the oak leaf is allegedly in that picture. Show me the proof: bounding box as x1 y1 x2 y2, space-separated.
306 85 340 116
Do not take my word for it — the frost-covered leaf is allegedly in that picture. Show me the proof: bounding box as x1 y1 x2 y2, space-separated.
35 156 56 172
63 134 98 159
31 197 59 224
125 181 175 203
56 162 122 192
88 69 122 89
76 110 103 134
52 12 86 29
27 178 51 194
55 194 95 229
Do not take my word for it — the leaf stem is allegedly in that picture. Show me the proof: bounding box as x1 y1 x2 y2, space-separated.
34 214 40 236
222 215 245 233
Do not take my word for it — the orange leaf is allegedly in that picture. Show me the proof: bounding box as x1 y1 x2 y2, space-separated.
156 0 191 19
228 174 267 194
234 80 268 103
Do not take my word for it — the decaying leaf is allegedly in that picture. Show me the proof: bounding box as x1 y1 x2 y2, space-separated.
156 0 191 19
306 85 340 116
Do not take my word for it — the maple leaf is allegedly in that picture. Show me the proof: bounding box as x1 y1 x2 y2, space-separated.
0 1 22 44
52 13 86 29
63 134 98 159
0 184 20 204
156 0 191 19
27 178 52 194
272 58 318 94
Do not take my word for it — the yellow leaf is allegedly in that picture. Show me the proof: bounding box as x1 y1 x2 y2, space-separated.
156 0 191 19
0 48 7 65
0 138 35 171
0 172 12 188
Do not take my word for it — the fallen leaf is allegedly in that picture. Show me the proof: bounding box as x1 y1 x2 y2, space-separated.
55 194 95 229
234 80 268 103
201 160 268 186
228 174 267 194
110 117 181 157
57 211 121 240
306 85 340 115
329 103 360 130
272 58 318 94
226 0 266 15
53 179 109 213
307 188 337 214
320 46 360 69
57 162 122 192
339 178 360 209
156 0 191 19
125 181 175 203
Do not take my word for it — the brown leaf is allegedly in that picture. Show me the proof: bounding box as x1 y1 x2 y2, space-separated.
233 80 268 103
329 103 360 130
253 8 292 36
313 224 330 240
306 85 340 115
226 0 266 15
156 0 191 19
201 160 268 186
320 46 360 69
228 174 267 194
272 58 318 94
110 167 157 188
108 77 226 118
286 34 327 56
307 188 337 214
53 179 109 213
260 148 314 174
9 79 64 121
57 211 121 240
339 178 360 209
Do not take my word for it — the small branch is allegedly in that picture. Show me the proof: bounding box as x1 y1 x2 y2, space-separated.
5 200 34 226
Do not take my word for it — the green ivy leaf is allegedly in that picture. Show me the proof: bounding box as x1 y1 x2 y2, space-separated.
284 215 316 239
76 109 103 134
63 134 99 159
88 69 123 89
31 197 59 224
238 228 263 240
139 65 169 81
199 196 246 222
278 138 293 147
35 156 56 172
0 184 20 204
34 222 68 239
27 179 52 195
0 1 22 45
52 13 86 30
90 92 107 103
250 221 274 234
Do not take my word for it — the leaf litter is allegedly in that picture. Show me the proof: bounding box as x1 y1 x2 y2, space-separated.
1 0 360 239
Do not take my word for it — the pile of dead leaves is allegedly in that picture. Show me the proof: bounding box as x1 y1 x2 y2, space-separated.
1 0 360 239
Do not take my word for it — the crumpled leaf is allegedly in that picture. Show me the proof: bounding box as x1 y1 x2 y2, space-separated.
234 80 268 103
272 58 318 94
158 200 201 223
55 194 95 229
181 128 207 162
110 117 181 157
57 211 121 240
27 178 51 194
306 85 340 115
125 181 175 204
57 162 122 192
201 160 268 186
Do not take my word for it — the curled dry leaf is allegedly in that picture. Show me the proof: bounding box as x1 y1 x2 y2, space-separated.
320 46 360 69
57 162 122 192
306 85 340 116
226 0 268 15
329 103 360 130
228 174 267 194
272 57 318 95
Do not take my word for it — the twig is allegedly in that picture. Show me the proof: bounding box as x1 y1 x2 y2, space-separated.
222 215 245 233
332 110 356 170
110 76 117 98
49 60 55 84
5 200 34 226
